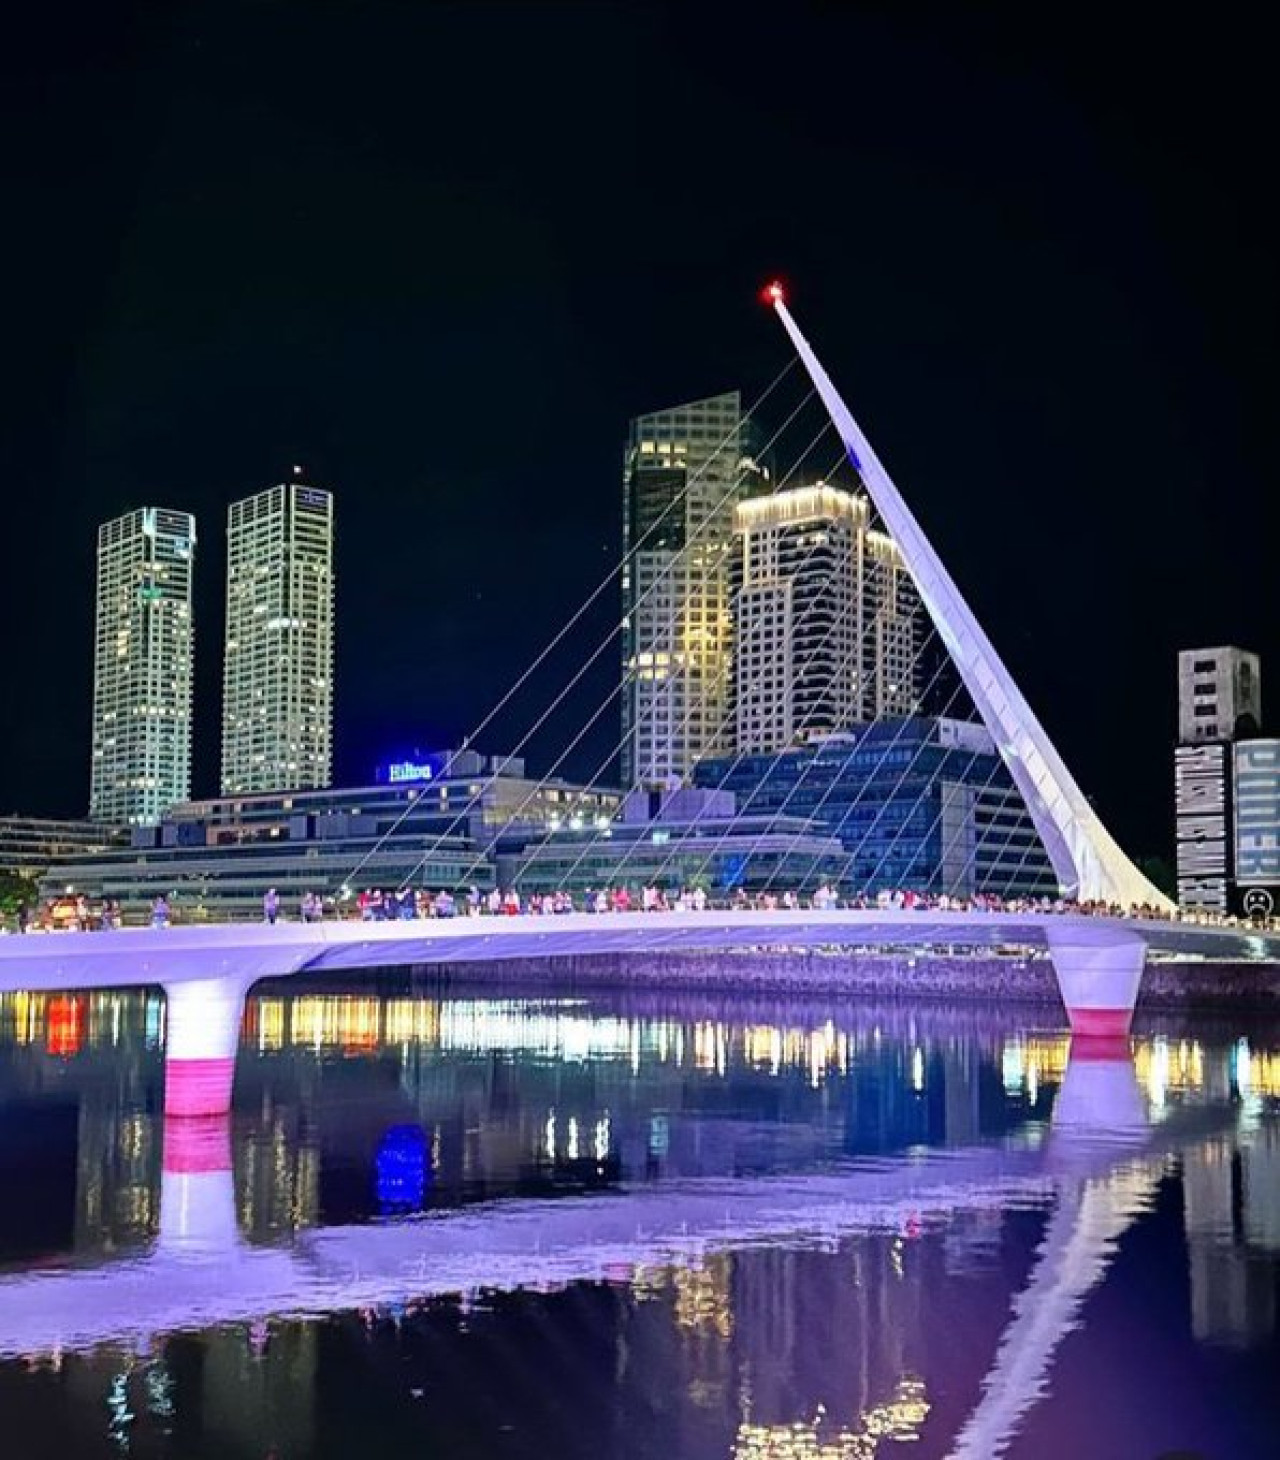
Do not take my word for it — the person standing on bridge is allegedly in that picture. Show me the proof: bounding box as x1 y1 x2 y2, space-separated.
264 888 280 925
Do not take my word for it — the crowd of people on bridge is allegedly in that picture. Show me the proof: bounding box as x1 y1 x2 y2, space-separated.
6 883 1275 933
337 884 1254 926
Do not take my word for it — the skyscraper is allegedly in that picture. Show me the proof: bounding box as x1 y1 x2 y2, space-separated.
621 392 767 786
89 507 196 825
731 481 921 754
221 473 334 795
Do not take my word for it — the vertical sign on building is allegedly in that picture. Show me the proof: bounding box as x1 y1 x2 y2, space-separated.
1234 740 1280 916
1175 743 1230 911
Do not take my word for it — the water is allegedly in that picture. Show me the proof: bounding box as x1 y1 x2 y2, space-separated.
0 975 1276 1458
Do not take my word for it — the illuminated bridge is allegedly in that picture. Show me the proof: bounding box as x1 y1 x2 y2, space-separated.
5 288 1274 1110
1 909 1277 1116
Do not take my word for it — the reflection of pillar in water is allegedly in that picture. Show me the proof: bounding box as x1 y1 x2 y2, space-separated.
163 976 253 1115
1052 1041 1147 1141
159 1113 238 1257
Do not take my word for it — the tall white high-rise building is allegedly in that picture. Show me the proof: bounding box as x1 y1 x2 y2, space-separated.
621 391 768 786
731 482 921 754
221 472 334 795
89 507 196 825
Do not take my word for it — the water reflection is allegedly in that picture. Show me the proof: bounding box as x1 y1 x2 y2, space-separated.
0 982 1277 1458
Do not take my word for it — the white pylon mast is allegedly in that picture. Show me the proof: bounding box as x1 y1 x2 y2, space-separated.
767 284 1171 908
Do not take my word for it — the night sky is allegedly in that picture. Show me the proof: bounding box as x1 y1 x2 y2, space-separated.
1 2 1274 858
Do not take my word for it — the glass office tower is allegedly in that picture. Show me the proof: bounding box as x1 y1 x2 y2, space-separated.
621 392 767 786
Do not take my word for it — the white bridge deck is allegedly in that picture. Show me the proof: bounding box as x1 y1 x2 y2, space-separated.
1 908 1276 993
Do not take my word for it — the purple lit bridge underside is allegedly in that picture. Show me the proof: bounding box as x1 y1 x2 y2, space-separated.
2 909 1276 1116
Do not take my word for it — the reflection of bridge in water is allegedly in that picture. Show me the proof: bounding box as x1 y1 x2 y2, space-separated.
0 1040 1245 1458
2 281 1277 1441
1 980 1276 1456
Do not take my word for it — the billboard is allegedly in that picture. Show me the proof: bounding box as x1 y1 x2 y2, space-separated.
1234 739 1280 890
383 759 438 785
375 747 486 785
1175 743 1230 911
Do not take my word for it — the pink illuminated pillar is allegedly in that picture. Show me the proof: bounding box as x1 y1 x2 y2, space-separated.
162 976 253 1116
1046 930 1146 1039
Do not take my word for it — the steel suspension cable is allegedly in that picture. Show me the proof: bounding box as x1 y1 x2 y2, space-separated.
690 616 963 900
546 433 848 897
525 427 844 898
340 362 800 894
662 542 963 903
378 379 820 895
609 455 904 896
854 718 1045 901
760 653 1048 904
755 653 980 897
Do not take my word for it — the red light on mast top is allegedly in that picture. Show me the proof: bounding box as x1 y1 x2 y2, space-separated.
762 280 786 307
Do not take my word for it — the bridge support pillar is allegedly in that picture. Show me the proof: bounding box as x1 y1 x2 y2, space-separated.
163 975 252 1116
1047 930 1146 1039
159 1112 238 1256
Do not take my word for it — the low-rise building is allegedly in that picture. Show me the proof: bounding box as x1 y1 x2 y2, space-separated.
694 717 1057 899
41 750 620 922
509 786 846 896
0 816 125 880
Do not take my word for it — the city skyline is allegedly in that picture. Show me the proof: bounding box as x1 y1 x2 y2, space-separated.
0 5 1274 860
2 10 1277 1455
14 396 1273 862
